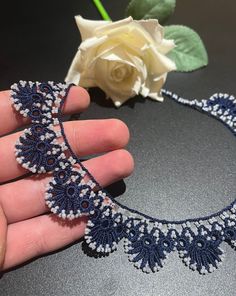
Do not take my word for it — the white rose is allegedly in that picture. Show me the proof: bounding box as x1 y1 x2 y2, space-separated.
65 16 176 107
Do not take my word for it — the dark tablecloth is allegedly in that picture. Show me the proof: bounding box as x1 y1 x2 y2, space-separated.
0 1 236 295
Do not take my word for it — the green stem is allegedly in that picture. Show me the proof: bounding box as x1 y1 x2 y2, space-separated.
93 0 111 20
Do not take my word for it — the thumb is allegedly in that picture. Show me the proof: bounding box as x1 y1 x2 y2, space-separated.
0 205 7 270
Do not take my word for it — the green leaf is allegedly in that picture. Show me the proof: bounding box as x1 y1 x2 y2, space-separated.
125 0 176 24
164 25 208 72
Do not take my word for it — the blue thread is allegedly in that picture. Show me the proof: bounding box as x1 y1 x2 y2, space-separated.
177 226 224 273
85 207 126 253
125 222 175 272
53 165 72 184
45 176 97 219
15 129 61 173
222 218 236 248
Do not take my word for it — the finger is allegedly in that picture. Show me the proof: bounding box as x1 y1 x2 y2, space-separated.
0 205 7 270
0 118 129 182
0 86 90 136
3 214 87 270
1 149 134 223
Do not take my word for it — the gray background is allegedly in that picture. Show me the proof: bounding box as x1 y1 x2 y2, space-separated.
0 0 236 295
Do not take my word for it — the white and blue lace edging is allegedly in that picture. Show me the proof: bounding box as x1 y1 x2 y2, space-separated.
10 81 236 274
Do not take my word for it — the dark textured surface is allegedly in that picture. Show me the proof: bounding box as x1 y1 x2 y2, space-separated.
1 0 236 295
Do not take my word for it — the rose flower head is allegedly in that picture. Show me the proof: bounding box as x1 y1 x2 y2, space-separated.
65 16 176 107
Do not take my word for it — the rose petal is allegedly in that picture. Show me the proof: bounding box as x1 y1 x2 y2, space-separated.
78 74 97 88
138 73 167 102
94 16 133 35
65 36 108 85
65 51 82 84
96 22 154 53
140 84 150 97
148 74 167 101
135 19 163 44
147 44 176 76
87 44 136 76
132 76 142 95
127 53 147 81
148 92 164 101
80 35 108 52
75 15 111 41
157 39 176 55
99 46 136 68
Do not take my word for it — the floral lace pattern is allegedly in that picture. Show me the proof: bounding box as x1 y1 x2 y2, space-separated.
11 81 236 274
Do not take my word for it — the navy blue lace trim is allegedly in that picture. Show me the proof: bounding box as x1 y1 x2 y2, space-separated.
11 81 236 274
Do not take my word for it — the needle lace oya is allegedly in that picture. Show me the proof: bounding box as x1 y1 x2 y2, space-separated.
10 81 236 274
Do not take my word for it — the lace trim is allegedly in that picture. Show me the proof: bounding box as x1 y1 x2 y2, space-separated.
10 81 236 274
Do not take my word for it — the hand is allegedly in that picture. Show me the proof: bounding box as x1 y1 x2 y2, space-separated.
0 86 134 271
